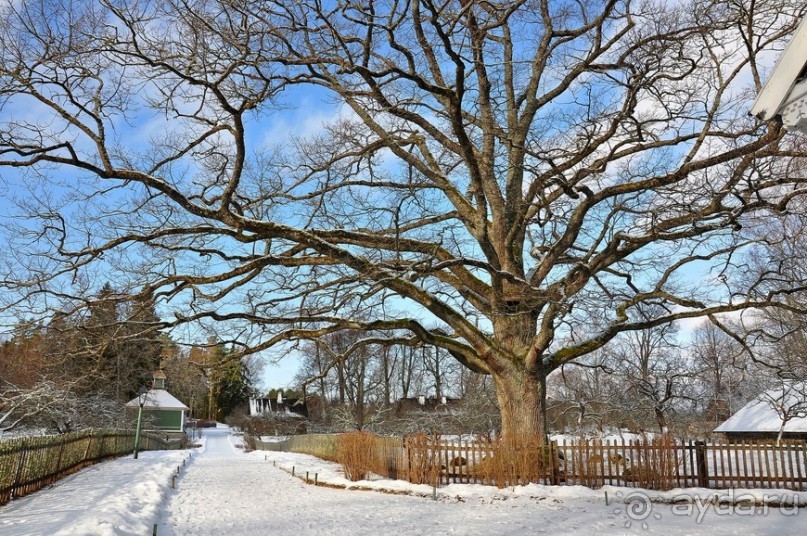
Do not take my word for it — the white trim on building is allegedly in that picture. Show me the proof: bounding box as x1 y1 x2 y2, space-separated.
751 15 807 134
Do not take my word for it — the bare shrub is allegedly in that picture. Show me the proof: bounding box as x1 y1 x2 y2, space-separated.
469 436 558 488
404 433 442 486
236 414 307 437
335 432 378 482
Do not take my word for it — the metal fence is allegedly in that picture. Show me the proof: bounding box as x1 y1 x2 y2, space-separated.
0 429 184 505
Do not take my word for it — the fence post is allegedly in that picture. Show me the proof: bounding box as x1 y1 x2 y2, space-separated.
695 441 709 488
83 431 94 467
549 441 559 485
404 435 411 483
51 437 67 484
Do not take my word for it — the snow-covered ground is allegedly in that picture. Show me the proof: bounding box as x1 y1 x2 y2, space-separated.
1 426 806 535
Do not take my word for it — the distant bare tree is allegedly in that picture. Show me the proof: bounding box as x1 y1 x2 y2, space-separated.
298 329 389 430
421 343 460 402
550 351 620 434
397 344 421 402
755 380 807 446
0 380 62 437
161 349 208 419
0 0 806 444
709 200 807 385
689 321 750 421
295 342 333 420
607 321 694 434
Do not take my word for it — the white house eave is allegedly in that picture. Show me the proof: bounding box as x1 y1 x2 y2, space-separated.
750 14 807 122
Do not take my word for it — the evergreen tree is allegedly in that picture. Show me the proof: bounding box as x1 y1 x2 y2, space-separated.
80 283 120 396
213 346 258 420
117 292 164 398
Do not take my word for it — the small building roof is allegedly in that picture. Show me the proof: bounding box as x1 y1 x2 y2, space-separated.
714 382 807 434
750 14 807 133
125 389 189 411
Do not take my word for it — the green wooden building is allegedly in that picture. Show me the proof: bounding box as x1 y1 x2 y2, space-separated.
125 370 189 433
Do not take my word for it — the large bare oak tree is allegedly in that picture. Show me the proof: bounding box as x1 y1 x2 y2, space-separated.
1 0 806 442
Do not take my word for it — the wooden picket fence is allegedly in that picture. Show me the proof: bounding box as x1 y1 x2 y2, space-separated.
555 438 807 491
255 433 407 479
0 429 184 506
252 433 807 491
404 435 807 491
404 433 562 488
255 434 341 461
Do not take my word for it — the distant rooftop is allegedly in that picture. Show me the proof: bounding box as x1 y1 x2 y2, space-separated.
125 389 189 410
714 382 807 433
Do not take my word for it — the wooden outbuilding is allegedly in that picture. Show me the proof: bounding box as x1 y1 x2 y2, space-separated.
714 382 807 442
125 370 189 433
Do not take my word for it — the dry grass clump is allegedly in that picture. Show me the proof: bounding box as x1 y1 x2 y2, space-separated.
471 436 558 488
335 432 379 481
404 433 442 486
404 434 560 488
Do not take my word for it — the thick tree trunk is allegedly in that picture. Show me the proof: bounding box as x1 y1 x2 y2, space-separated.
492 367 547 444
488 299 546 444
489 365 555 484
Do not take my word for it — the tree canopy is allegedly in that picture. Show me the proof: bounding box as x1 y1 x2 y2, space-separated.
0 0 805 441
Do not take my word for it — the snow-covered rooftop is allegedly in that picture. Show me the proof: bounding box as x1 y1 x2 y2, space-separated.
750 14 807 133
714 383 807 433
125 389 189 410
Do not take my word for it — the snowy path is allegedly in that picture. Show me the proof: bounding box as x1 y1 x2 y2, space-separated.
158 428 807 535
2 427 807 535
159 428 598 535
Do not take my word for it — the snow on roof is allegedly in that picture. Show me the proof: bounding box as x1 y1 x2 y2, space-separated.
750 14 807 133
714 382 807 433
125 389 189 410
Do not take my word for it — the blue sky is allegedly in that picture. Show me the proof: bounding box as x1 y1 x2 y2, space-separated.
0 1 795 397
0 80 345 391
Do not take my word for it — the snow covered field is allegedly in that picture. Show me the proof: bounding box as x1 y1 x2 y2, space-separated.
1 426 806 535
